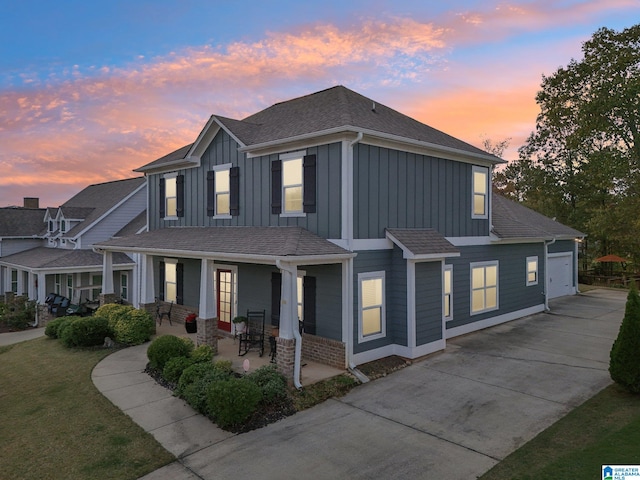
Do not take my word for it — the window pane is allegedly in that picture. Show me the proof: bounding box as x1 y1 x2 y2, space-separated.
165 264 176 283
216 193 230 215
362 278 382 307
362 307 382 336
444 269 451 294
166 198 177 216
472 267 485 289
486 266 497 287
486 287 497 309
444 294 451 317
474 193 486 216
165 178 176 196
528 272 537 283
215 170 229 192
284 186 303 212
283 158 302 185
166 283 177 302
474 170 487 194
472 290 485 312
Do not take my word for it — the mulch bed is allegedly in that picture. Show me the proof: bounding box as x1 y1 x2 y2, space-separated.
357 355 412 380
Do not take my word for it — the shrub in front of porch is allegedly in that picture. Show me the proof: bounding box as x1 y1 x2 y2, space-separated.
147 334 194 370
94 304 155 345
176 361 234 413
45 316 71 339
60 316 112 348
206 377 262 429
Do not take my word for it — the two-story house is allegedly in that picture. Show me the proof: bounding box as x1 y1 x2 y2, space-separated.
0 178 146 323
94 86 583 386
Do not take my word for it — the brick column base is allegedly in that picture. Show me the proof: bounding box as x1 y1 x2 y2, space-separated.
275 337 296 385
37 304 54 327
99 293 118 306
196 317 218 355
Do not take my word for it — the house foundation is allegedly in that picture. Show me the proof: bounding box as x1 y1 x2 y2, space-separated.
196 316 218 354
275 337 296 384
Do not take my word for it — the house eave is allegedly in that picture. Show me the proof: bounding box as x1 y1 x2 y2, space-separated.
134 156 201 174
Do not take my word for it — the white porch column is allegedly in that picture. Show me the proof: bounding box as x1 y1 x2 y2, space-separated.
199 259 217 319
37 272 47 304
140 254 156 305
278 262 298 339
102 251 114 294
17 269 25 295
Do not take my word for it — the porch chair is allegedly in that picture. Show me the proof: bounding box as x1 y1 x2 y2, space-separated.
155 300 173 326
238 309 266 357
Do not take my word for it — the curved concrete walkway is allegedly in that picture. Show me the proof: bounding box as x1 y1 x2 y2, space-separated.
0 326 45 345
91 288 626 480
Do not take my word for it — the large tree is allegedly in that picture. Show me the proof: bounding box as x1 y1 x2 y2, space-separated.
502 24 640 264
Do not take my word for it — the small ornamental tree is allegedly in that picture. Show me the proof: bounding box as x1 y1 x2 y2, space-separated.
609 283 640 393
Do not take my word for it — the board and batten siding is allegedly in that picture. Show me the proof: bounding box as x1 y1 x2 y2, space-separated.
445 243 546 331
389 246 408 346
149 130 342 239
415 261 444 346
353 144 489 239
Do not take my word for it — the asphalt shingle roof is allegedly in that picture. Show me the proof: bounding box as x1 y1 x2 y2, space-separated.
386 228 460 256
492 194 584 240
0 247 135 270
95 226 353 259
0 208 47 237
114 211 147 237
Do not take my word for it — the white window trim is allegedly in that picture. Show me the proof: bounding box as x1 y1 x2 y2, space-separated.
212 163 233 219
164 258 178 303
472 166 489 219
526 256 539 286
358 271 386 343
163 172 179 220
470 260 499 315
280 150 306 218
443 264 453 321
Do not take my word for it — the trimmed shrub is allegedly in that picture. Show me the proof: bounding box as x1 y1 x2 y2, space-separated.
190 344 214 364
163 356 195 383
112 309 154 345
94 304 130 327
176 361 234 414
246 365 288 404
610 283 640 393
1 299 35 330
45 316 69 339
206 377 262 429
147 335 194 370
60 316 112 348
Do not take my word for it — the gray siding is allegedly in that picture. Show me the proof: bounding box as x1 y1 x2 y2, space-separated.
548 240 574 254
353 250 394 354
302 264 342 341
445 243 546 330
415 261 443 345
149 131 342 238
353 144 489 238
390 246 407 346
0 238 45 257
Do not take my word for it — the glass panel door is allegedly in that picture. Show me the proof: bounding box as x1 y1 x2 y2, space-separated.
217 269 233 332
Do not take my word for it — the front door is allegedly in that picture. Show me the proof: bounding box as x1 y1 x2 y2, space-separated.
217 269 233 332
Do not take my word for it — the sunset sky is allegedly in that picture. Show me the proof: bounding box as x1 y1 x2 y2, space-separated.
1 0 639 208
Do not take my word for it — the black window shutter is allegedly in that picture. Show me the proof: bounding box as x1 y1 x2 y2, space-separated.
159 178 166 218
176 174 185 217
271 271 282 326
176 262 184 305
230 166 240 216
158 261 165 301
271 160 282 214
303 154 316 213
303 276 316 335
206 171 214 217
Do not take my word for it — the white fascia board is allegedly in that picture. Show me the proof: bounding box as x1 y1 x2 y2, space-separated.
134 156 201 175
385 231 460 261
187 115 246 161
446 236 494 246
243 131 353 159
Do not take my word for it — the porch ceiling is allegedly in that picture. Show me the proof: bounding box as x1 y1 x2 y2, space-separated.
94 226 355 264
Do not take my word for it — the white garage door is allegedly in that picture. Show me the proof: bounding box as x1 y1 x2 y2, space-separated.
548 253 574 299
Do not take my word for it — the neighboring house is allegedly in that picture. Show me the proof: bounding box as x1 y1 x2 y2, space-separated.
0 178 146 321
94 86 583 385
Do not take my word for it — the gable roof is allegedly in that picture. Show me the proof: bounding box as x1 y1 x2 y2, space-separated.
94 226 354 264
0 207 47 237
113 210 147 237
0 247 134 271
491 194 584 240
136 86 501 172
386 228 460 259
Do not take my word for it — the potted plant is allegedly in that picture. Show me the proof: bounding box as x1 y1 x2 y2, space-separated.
232 315 247 334
185 313 197 333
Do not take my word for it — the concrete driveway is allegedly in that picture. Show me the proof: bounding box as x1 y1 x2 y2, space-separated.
143 289 625 480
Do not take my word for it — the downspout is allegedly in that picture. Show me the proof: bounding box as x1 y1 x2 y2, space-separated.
276 259 303 390
544 237 556 311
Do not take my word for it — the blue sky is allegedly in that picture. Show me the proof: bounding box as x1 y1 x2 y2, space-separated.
1 0 639 207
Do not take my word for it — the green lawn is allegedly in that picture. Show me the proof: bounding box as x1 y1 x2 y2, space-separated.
480 384 640 480
0 337 174 480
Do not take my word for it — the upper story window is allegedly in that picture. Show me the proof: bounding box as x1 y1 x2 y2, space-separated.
526 256 538 286
48 220 55 233
207 165 239 218
271 152 316 216
60 220 67 233
472 166 489 219
471 261 498 314
358 271 386 342
159 173 184 219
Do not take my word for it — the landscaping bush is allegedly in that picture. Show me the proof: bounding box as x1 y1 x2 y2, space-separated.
246 365 288 404
162 356 194 383
610 283 640 393
93 304 130 327
147 335 194 370
60 316 112 348
44 316 70 339
1 299 35 330
190 344 214 364
206 377 262 429
176 361 234 414
112 308 154 345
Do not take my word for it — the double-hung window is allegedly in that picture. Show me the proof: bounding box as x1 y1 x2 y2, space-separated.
443 265 453 320
164 175 177 217
121 273 128 301
359 271 386 342
472 166 489 219
271 151 316 216
207 164 239 218
283 157 303 214
11 269 18 294
526 256 538 286
471 261 498 314
164 259 178 303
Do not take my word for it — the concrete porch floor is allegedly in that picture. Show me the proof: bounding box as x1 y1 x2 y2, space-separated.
154 321 345 386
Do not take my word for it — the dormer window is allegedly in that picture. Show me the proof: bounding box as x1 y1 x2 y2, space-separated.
60 220 66 233
48 220 55 233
